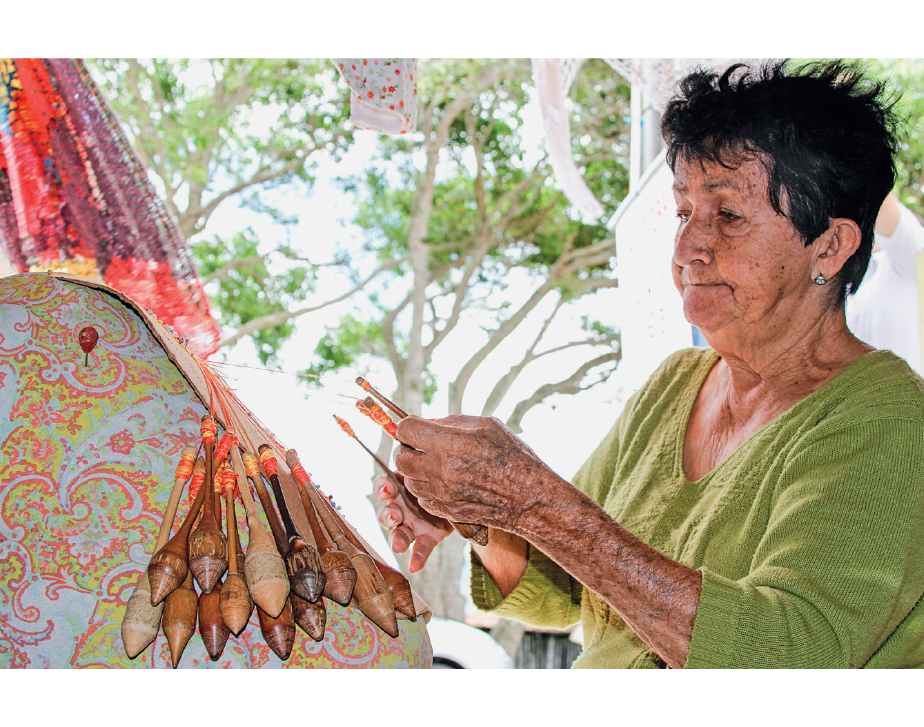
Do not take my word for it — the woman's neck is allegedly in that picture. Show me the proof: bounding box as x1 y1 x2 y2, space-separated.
704 308 873 404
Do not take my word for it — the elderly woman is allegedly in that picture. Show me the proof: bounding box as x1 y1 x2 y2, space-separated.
375 60 924 668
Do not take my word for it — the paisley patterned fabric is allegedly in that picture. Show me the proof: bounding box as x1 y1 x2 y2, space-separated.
0 272 431 668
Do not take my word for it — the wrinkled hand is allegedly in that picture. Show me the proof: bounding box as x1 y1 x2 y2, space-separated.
393 415 552 535
373 473 453 573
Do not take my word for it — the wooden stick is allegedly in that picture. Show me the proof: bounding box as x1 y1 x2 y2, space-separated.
286 450 401 633
355 376 408 420
317 486 418 621
287 453 357 606
188 415 228 593
147 456 207 606
121 446 196 657
219 463 253 635
242 450 288 552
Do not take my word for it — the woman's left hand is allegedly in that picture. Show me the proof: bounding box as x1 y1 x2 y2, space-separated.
393 415 554 534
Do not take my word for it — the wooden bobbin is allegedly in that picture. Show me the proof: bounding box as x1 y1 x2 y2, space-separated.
231 447 290 618
162 570 198 669
121 446 197 658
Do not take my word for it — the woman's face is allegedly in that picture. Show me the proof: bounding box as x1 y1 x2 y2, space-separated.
671 156 819 344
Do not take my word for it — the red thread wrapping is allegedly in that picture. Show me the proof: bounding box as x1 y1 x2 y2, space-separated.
174 451 195 483
290 460 310 486
259 448 279 478
214 429 237 462
189 470 205 501
200 417 218 445
357 399 397 439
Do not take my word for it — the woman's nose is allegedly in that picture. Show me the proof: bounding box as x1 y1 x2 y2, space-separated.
673 212 714 268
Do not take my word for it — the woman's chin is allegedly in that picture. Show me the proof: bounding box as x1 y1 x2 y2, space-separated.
682 286 733 332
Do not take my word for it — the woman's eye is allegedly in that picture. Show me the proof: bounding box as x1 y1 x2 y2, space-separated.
720 210 740 221
676 210 691 222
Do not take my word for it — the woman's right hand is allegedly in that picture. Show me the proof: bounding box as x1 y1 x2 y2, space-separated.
373 473 454 573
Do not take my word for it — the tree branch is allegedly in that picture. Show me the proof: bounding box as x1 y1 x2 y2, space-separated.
480 296 566 417
382 291 413 381
218 256 406 349
202 255 267 286
180 155 310 237
447 231 582 411
505 351 622 433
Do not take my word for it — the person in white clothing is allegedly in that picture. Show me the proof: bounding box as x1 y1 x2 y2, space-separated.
846 194 924 375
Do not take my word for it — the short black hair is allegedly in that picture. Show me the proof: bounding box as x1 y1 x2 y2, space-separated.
661 59 901 301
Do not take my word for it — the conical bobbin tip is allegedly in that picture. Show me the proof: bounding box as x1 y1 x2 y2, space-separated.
289 570 325 603
244 549 290 618
321 552 357 605
219 574 253 635
258 603 296 660
290 593 326 642
148 557 187 605
363 593 400 639
189 555 228 594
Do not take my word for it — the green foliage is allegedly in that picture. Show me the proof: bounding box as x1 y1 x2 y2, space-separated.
866 59 924 217
580 316 621 343
305 313 387 378
89 59 352 234
193 228 316 365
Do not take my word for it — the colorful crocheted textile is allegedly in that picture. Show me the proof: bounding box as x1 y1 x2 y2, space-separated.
0 273 431 668
0 59 220 357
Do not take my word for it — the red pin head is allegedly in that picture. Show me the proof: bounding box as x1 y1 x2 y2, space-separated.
78 326 99 366
78 326 99 353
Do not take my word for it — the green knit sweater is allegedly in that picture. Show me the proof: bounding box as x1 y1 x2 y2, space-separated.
471 348 924 668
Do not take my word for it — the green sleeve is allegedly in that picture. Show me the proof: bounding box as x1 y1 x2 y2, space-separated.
469 408 629 627
687 416 924 668
470 545 584 629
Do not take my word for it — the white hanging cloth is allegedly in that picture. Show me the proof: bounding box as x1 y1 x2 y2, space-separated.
531 58 605 223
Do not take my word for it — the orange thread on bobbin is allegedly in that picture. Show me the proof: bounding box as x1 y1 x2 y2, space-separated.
290 460 310 486
214 429 237 462
241 451 261 481
200 415 218 445
357 398 397 439
174 450 195 483
259 447 279 478
333 415 355 439
220 463 241 499
221 464 236 490
189 459 206 500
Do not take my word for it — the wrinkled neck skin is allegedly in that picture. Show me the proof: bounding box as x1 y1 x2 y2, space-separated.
699 297 873 415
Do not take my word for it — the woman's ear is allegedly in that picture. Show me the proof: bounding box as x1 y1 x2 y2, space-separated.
814 218 863 279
